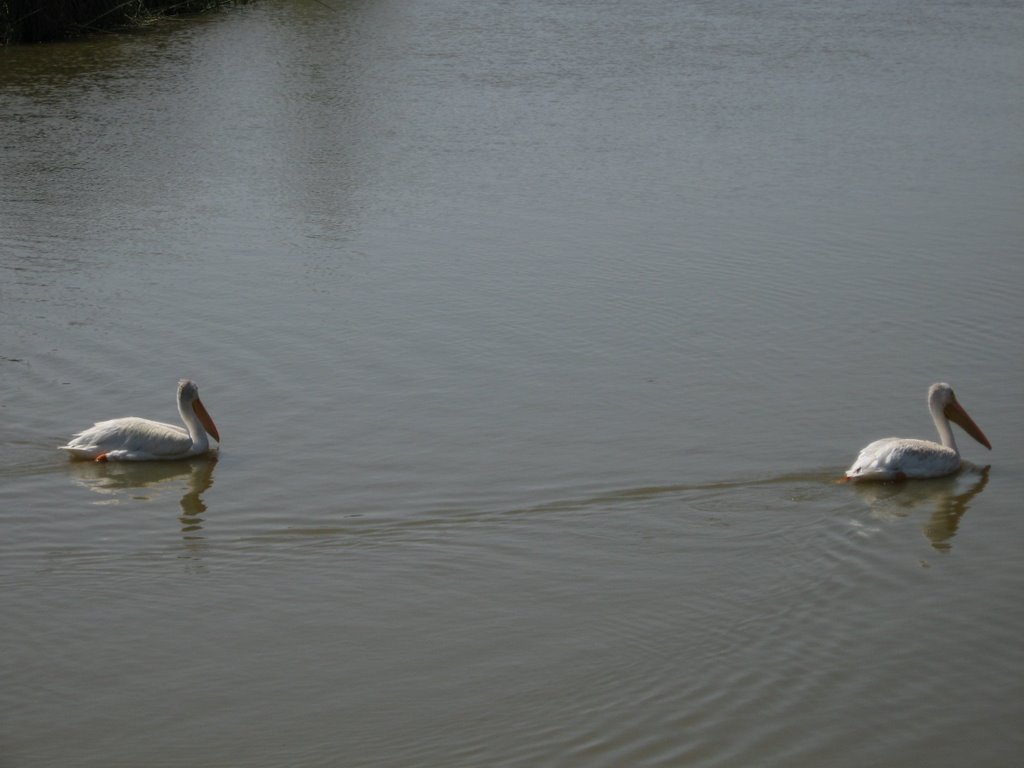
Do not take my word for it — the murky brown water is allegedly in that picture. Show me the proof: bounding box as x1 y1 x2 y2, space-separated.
2 1 1023 765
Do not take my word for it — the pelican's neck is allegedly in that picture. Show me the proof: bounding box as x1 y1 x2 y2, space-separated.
929 397 958 454
178 396 209 450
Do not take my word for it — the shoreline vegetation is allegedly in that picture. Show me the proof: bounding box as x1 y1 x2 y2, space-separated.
1 0 249 45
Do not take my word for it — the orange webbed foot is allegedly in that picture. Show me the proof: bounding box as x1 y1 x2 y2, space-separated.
95 453 109 462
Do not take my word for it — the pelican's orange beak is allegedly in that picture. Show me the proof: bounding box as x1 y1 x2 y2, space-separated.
945 397 991 450
193 398 221 443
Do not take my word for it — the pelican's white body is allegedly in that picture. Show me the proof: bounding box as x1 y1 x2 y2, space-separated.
846 438 962 482
60 379 219 462
844 383 991 482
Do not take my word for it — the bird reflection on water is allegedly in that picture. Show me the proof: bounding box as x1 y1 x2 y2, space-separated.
850 465 990 552
68 455 218 537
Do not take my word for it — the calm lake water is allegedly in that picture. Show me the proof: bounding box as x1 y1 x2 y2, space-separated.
2 1 1023 765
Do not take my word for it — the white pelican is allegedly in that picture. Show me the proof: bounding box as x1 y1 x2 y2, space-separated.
60 379 220 462
843 382 991 482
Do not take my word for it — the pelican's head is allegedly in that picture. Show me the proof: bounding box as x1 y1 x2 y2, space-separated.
178 378 200 403
178 378 220 443
929 382 991 450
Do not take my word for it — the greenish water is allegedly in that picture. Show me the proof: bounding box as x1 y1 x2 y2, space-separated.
2 1 1023 766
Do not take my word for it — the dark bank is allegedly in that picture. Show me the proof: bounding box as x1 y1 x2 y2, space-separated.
1 0 246 44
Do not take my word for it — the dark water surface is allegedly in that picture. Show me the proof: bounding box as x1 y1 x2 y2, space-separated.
2 1 1023 766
